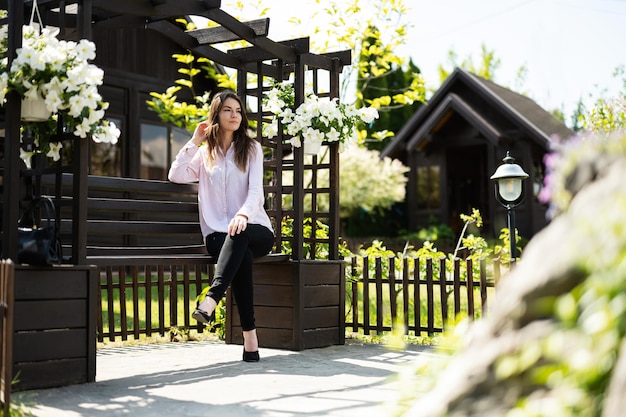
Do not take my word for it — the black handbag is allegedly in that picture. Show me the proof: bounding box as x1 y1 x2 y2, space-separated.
17 196 63 266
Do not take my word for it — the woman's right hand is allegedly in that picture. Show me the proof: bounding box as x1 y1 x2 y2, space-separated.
192 121 210 146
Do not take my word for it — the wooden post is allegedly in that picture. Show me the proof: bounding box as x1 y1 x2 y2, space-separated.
328 57 342 260
0 260 15 413
69 0 94 265
2 0 25 262
292 54 306 261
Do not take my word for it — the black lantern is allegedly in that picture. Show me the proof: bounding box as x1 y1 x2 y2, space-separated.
490 152 529 262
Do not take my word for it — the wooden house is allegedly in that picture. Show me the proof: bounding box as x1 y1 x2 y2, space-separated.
381 67 574 239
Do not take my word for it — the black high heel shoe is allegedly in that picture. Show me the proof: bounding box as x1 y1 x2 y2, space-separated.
192 309 213 324
243 349 260 362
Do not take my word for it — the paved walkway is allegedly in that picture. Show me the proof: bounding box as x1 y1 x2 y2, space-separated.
13 339 432 417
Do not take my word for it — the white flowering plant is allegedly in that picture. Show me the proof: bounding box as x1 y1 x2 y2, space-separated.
0 23 120 167
339 146 409 217
263 82 379 151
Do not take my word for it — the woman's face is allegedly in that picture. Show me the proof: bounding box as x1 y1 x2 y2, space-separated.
218 97 242 133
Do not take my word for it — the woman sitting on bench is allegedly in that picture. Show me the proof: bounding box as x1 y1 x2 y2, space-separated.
168 90 274 362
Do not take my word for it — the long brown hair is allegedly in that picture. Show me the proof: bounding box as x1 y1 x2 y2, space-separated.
205 90 255 171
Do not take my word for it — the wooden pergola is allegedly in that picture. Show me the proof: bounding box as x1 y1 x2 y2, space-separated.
1 0 351 263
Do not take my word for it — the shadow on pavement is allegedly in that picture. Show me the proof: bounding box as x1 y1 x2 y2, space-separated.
13 339 432 417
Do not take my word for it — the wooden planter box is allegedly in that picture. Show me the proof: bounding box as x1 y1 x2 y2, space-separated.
13 265 98 391
225 260 345 351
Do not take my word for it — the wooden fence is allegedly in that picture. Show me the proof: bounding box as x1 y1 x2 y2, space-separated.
97 261 212 343
96 256 504 342
344 256 502 337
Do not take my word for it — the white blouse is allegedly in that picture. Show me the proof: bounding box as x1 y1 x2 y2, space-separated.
168 139 273 238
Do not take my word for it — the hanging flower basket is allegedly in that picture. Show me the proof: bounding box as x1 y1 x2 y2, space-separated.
303 140 322 155
21 96 52 122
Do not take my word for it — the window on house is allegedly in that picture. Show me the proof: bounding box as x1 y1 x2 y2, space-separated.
90 117 122 177
140 123 190 180
171 127 189 160
532 159 545 198
417 165 441 209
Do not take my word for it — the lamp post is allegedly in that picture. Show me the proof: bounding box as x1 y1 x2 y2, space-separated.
490 152 529 263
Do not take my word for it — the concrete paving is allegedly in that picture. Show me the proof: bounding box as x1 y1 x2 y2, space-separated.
13 339 433 417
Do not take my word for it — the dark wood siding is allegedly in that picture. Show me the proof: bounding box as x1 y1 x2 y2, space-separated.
93 26 186 84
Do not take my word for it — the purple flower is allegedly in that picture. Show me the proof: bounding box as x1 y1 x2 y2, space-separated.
537 174 552 204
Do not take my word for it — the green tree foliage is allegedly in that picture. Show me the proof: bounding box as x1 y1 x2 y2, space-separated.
569 98 588 132
356 25 424 151
578 66 626 133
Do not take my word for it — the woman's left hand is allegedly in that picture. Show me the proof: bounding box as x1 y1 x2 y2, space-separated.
228 214 248 236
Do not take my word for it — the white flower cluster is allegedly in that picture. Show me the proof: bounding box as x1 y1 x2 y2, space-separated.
264 83 378 150
0 24 120 165
339 146 409 216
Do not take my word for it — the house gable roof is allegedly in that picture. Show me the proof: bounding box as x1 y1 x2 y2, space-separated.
406 92 504 151
381 67 575 159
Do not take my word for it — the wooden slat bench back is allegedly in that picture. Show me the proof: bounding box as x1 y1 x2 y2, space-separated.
44 174 287 265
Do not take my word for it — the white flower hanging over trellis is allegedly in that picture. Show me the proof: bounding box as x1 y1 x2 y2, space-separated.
263 81 379 151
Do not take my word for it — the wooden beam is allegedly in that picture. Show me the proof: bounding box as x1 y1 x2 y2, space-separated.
148 20 281 76
206 8 297 63
147 20 241 69
323 50 352 68
228 37 309 63
299 50 351 72
187 18 269 45
147 20 198 49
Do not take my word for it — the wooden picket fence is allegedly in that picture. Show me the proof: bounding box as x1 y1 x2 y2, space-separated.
97 261 212 342
344 256 503 336
95 256 504 342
